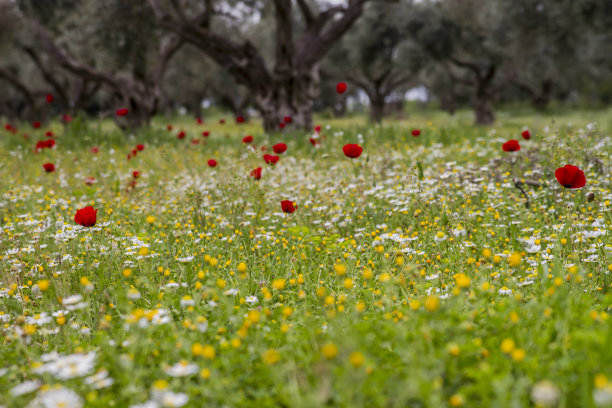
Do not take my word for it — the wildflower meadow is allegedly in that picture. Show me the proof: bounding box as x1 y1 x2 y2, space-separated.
1 109 611 408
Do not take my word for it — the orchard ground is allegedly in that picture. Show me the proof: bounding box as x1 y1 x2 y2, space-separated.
1 107 612 407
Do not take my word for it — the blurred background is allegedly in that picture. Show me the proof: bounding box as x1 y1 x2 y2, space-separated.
1 0 611 131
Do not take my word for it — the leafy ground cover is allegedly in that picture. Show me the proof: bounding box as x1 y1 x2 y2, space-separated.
1 110 611 407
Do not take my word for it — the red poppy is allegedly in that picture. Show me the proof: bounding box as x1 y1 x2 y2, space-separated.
273 143 287 154
62 114 73 123
279 122 285 129
136 144 145 151
250 167 262 180
521 130 531 140
236 116 245 123
45 131 54 137
196 118 203 125
36 139 56 150
555 165 586 189
133 171 140 179
132 149 138 156
261 146 267 151
33 122 41 129
502 140 521 152
167 124 173 131
43 163 55 172
281 200 297 214
284 116 292 124
127 154 132 160
74 206 97 227
208 159 217 167
84 177 96 186
411 129 421 137
4 124 12 131
91 146 99 154
192 138 200 145
45 94 53 104
202 131 210 138
177 131 186 139
116 108 129 116
343 144 363 159
243 135 253 143
264 154 280 165
219 118 226 124
310 138 319 146
336 82 347 94
314 125 321 133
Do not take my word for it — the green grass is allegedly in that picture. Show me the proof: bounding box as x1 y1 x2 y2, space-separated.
0 108 611 407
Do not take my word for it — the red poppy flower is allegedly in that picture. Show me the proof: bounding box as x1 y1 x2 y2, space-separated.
127 154 132 160
167 124 173 131
133 171 140 179
261 146 267 151
521 130 531 140
264 154 279 165
91 146 99 154
219 119 225 124
284 116 292 124
309 137 319 146
250 167 262 180
279 122 285 129
45 131 54 137
243 135 253 143
555 165 586 189
136 144 145 151
281 200 297 213
33 122 41 129
343 144 363 158
116 108 129 116
4 124 12 131
132 149 138 156
273 143 287 154
36 139 56 150
208 159 217 167
45 94 53 104
202 131 210 138
43 163 55 172
336 82 347 94
177 131 186 139
84 177 96 186
74 206 97 227
502 140 521 152
411 129 421 137
192 138 199 145
236 116 245 123
314 125 321 133
196 118 203 125
62 114 73 123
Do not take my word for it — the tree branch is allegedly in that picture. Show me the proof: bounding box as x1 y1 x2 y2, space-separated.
296 0 315 26
148 0 272 94
18 42 70 108
0 68 36 106
296 0 369 68
450 57 483 81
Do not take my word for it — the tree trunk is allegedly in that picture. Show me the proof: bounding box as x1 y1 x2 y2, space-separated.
255 69 315 133
473 93 494 125
148 0 368 133
531 80 553 111
439 92 456 115
369 96 385 124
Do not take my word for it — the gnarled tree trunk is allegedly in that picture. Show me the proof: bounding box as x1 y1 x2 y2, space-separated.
474 92 495 125
148 0 369 133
